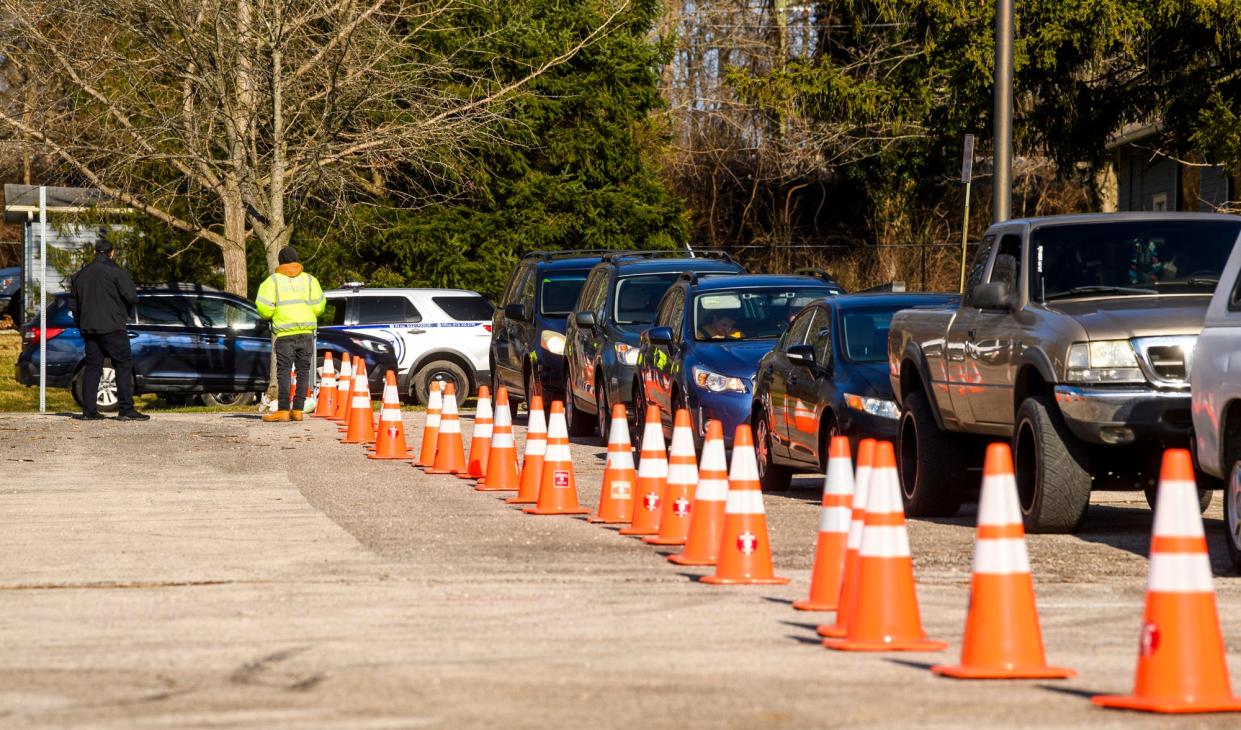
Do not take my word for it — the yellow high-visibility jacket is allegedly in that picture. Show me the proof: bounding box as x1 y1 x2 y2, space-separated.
255 263 325 337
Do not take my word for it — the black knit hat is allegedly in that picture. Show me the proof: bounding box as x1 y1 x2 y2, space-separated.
278 246 299 264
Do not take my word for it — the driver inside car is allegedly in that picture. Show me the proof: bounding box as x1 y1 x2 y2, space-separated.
699 310 744 340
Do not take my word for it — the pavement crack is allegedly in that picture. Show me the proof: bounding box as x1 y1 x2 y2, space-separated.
229 646 312 686
0 579 266 591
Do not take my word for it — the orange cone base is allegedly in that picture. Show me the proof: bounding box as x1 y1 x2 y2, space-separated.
618 526 658 536
1091 695 1241 714
366 453 413 461
700 575 790 585
667 553 715 566
475 482 517 492
588 515 628 524
522 506 590 516
643 535 687 545
342 436 373 444
792 598 838 612
817 624 846 638
424 466 463 475
932 663 1075 680
823 636 947 652
505 496 536 505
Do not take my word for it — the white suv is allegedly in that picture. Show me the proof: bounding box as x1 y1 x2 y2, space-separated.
1190 220 1241 571
322 285 493 404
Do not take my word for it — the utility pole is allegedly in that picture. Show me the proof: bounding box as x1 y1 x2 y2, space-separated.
993 0 1014 222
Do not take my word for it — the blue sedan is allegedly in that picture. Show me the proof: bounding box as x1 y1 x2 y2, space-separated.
634 273 840 450
751 292 958 489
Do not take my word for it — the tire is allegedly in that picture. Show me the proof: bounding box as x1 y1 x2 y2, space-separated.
631 380 648 454
72 362 123 414
1143 477 1214 514
1013 395 1092 533
565 370 598 438
817 410 840 475
754 410 792 491
1224 438 1241 572
201 392 257 407
162 394 191 407
596 378 611 443
414 359 469 406
525 368 546 420
897 390 965 517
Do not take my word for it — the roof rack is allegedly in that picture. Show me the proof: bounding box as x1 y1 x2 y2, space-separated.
861 281 907 293
520 249 617 262
600 249 738 264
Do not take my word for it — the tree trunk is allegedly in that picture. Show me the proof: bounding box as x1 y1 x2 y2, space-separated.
221 191 248 296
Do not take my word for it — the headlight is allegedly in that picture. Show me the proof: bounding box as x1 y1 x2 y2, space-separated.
844 393 900 419
352 338 393 355
692 365 747 393
614 342 639 366
540 330 566 355
1065 340 1143 384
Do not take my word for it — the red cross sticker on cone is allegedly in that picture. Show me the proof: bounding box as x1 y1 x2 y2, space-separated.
737 531 757 555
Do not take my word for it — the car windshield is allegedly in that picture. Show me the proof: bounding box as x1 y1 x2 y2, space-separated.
614 273 682 324
539 270 591 316
1032 220 1241 301
693 287 829 342
840 308 898 363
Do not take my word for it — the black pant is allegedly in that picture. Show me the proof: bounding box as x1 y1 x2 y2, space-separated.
275 333 314 411
82 330 136 415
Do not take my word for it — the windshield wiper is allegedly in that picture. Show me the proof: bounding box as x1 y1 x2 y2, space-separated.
1045 285 1157 300
1151 277 1219 288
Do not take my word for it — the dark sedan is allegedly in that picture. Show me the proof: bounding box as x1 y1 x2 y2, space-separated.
751 292 958 489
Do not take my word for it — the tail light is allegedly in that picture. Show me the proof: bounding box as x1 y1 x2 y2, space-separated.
23 327 65 346
483 324 493 333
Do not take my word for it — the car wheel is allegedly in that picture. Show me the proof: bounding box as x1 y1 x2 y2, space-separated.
1143 481 1213 514
1013 395 1092 533
754 410 791 491
73 363 122 414
898 390 965 518
414 360 469 405
1224 439 1241 573
565 371 598 438
201 392 258 408
1139 450 1214 514
596 379 611 443
631 380 648 454
817 410 840 474
525 368 546 420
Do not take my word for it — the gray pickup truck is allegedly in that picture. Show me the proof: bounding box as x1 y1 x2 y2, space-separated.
889 212 1241 533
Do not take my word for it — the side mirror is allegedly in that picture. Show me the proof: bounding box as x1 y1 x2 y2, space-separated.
504 302 531 322
648 326 673 345
972 281 1014 311
787 343 816 367
574 311 597 329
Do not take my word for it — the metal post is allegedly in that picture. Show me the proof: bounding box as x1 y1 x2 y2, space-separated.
993 0 1014 223
38 185 46 413
960 181 972 293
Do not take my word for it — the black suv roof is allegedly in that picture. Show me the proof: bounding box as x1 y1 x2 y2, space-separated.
605 257 742 277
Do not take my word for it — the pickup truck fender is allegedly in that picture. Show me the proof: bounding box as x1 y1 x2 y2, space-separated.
1012 349 1058 405
895 341 951 432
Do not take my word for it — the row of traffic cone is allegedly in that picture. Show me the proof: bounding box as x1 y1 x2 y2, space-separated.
317 365 1241 715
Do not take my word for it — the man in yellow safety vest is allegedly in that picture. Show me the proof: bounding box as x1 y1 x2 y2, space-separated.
255 246 326 422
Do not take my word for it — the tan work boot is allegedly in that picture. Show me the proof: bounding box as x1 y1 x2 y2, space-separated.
290 410 304 422
262 410 291 423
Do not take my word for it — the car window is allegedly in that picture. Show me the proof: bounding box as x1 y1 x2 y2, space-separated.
665 289 685 337
783 307 816 348
538 270 591 316
841 308 896 362
614 273 681 324
575 268 606 318
137 296 196 326
519 267 536 306
990 234 1022 293
501 264 529 306
433 295 493 322
695 287 828 342
321 298 347 326
356 296 421 325
196 297 261 330
810 307 832 364
963 234 996 308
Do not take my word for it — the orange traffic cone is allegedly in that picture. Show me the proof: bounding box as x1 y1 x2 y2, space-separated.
523 401 589 515
477 387 521 491
425 382 466 474
824 440 946 651
645 409 698 545
414 381 442 467
1093 448 1241 713
506 395 546 505
368 371 410 460
331 355 353 422
668 419 729 566
341 371 376 444
313 353 336 418
462 386 493 480
932 442 1074 679
818 438 876 638
700 424 789 585
589 404 636 523
619 404 667 536
288 366 297 407
794 436 854 611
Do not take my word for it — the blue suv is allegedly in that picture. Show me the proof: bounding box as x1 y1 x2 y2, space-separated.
16 285 396 412
635 273 840 449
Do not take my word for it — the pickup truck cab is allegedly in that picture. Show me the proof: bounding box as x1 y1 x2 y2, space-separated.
890 212 1241 533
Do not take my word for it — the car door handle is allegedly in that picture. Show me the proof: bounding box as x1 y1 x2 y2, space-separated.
407 329 426 335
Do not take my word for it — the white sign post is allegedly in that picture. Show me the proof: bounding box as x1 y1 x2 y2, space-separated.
959 134 975 294
38 186 47 414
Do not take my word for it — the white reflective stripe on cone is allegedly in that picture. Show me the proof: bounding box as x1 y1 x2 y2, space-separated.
637 455 668 479
667 462 697 485
351 396 369 407
859 525 911 558
425 413 441 428
439 417 461 434
865 471 903 513
609 418 629 440
977 473 1022 526
972 538 1031 575
380 408 401 422
607 449 635 469
1153 479 1207 538
475 424 493 438
546 441 572 462
441 397 459 417
724 489 766 515
818 505 852 533
851 466 872 510
694 477 728 501
824 456 855 495
383 385 399 403
492 432 515 448
526 438 547 456
1148 553 1214 593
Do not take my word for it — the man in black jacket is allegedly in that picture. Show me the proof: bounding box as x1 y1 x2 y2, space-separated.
69 241 148 420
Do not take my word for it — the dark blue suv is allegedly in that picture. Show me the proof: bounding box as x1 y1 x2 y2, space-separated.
16 285 396 412
563 251 743 440
490 250 609 410
635 273 840 449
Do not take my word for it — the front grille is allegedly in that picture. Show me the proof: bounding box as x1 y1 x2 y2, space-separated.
1146 345 1187 381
